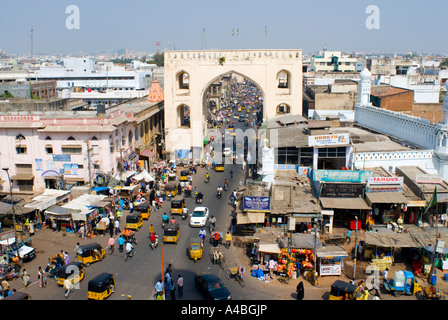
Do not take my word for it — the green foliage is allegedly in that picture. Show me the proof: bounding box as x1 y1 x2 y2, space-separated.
148 52 164 67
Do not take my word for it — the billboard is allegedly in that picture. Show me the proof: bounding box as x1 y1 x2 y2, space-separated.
308 133 350 147
243 196 271 212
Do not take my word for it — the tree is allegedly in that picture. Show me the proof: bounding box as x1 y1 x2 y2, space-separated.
149 52 164 67
440 58 448 68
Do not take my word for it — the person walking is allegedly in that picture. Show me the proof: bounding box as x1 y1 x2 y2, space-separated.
108 236 115 254
346 229 352 244
117 235 125 253
177 274 184 299
114 219 120 235
37 266 46 288
296 281 305 300
231 216 237 234
155 279 163 299
169 278 176 300
21 269 30 288
225 231 232 248
64 277 72 298
164 278 171 300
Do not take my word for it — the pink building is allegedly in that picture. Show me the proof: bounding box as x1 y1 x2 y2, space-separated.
0 109 139 194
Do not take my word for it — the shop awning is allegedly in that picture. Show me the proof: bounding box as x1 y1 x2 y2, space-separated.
92 186 109 193
10 174 34 180
45 205 79 221
365 192 408 204
236 212 265 224
316 245 348 258
25 189 71 211
291 213 322 223
132 169 154 183
365 232 419 248
279 233 321 250
140 150 155 158
320 197 371 210
62 194 107 221
258 243 281 254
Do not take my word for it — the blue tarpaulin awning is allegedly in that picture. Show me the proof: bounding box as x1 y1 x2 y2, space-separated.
93 187 109 192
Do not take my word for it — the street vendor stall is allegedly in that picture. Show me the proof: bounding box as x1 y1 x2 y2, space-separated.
316 246 348 276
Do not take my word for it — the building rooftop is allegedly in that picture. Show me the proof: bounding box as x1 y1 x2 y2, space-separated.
371 85 411 97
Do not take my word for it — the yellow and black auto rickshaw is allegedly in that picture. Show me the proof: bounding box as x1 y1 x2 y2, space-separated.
170 198 185 215
126 212 143 230
188 237 203 262
2 292 32 300
54 260 85 286
180 170 190 182
135 202 150 220
77 242 106 267
163 223 180 244
87 272 115 300
165 182 178 197
328 280 364 300
215 163 225 172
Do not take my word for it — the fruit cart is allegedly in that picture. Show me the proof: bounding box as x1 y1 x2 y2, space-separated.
423 286 446 300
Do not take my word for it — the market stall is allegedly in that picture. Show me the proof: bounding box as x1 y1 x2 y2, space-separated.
315 246 348 276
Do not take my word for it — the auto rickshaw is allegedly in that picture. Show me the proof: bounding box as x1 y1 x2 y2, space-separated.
180 170 190 182
215 163 225 172
2 292 32 300
171 198 185 215
77 242 106 267
165 182 178 197
87 272 115 300
125 212 143 230
135 202 150 220
188 237 203 262
53 260 85 287
163 223 180 244
383 270 422 296
328 280 364 300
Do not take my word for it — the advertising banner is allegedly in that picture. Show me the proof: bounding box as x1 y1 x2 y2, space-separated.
243 196 271 212
308 133 350 147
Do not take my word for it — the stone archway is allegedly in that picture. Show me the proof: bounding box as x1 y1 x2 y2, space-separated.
163 49 303 159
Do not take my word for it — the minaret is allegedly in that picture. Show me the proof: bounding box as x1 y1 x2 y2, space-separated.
442 82 448 126
358 67 372 106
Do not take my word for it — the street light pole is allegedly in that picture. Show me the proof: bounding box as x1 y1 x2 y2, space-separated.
2 168 20 260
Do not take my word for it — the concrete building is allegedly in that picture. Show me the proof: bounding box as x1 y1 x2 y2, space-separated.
0 88 164 195
309 51 357 73
0 80 57 99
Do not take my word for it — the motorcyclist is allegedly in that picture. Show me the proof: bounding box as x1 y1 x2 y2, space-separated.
209 215 216 232
182 207 189 219
205 172 210 182
149 232 158 249
217 186 223 198
199 228 206 244
162 213 169 224
125 241 134 260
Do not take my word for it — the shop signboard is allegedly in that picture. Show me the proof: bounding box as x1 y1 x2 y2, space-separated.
366 186 403 193
53 154 71 162
313 169 373 183
243 196 271 212
320 264 342 276
308 133 350 147
367 177 403 185
320 183 364 198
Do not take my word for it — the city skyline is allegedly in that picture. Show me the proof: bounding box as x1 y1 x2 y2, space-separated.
0 0 447 56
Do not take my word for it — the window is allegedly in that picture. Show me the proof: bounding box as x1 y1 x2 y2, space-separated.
178 105 191 128
62 146 82 154
318 147 346 158
16 146 27 154
15 134 26 141
45 136 52 141
67 136 76 141
276 104 290 114
177 72 190 90
277 70 290 88
275 147 299 165
45 146 53 154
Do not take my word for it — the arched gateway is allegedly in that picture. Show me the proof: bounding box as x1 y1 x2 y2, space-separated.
163 49 303 161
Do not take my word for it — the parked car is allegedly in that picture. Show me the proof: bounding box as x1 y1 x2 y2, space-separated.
189 207 209 227
195 273 232 300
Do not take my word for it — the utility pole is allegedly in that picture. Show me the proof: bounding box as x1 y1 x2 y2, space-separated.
353 216 358 281
30 28 34 60
85 140 92 187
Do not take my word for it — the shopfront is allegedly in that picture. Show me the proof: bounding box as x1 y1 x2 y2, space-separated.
316 246 348 276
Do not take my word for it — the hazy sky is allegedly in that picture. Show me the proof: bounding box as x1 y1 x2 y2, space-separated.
1 0 447 55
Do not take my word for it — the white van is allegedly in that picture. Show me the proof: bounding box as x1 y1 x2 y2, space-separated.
0 237 36 262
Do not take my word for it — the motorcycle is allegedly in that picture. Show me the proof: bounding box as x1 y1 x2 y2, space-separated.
150 235 159 249
205 177 210 184
217 190 222 199
223 183 228 191
196 195 204 204
181 210 188 220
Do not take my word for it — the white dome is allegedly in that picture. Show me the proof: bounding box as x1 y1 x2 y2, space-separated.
359 67 371 79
